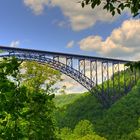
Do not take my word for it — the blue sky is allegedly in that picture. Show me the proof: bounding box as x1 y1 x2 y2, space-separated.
0 0 139 93
0 0 132 55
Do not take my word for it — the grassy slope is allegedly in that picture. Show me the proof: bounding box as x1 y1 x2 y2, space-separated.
54 81 140 140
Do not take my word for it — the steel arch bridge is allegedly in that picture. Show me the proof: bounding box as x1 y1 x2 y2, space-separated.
0 46 139 106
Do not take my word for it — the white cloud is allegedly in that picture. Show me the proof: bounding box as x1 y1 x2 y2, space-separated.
23 0 117 30
56 75 87 94
79 36 102 52
24 0 50 15
66 40 74 48
51 0 117 31
58 21 69 28
10 40 20 48
78 19 140 60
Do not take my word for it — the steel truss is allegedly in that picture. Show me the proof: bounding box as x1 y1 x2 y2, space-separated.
0 46 139 106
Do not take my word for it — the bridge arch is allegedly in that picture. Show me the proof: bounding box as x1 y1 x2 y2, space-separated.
0 46 138 107
1 53 94 91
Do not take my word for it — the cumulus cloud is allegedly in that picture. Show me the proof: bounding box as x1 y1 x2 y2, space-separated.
24 0 50 15
10 40 20 48
23 0 117 30
51 0 116 31
79 36 102 52
66 40 75 48
78 19 140 60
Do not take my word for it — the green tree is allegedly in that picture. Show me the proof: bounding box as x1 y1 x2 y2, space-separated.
19 61 62 139
59 85 67 95
59 120 106 140
81 0 140 16
125 61 140 72
73 120 106 139
20 61 61 93
22 90 57 139
59 127 74 140
0 57 59 139
73 120 94 137
126 118 140 140
0 57 27 139
77 134 107 140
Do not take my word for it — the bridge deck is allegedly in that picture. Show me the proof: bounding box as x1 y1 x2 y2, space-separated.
0 45 132 63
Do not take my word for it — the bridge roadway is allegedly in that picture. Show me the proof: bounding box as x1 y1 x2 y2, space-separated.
0 45 131 63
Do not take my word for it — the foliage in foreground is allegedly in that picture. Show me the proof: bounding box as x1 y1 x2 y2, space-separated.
0 57 59 140
81 0 140 17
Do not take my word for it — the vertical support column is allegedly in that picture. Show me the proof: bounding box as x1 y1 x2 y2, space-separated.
130 67 132 89
134 67 137 84
8 51 15 57
113 62 120 94
107 62 109 95
78 59 85 76
101 61 109 94
90 60 98 87
66 57 73 68
124 64 126 93
124 63 133 93
139 67 140 80
138 66 140 80
118 62 120 93
39 54 45 61
134 66 137 85
53 56 59 67
131 66 137 86
53 56 59 62
128 65 135 90
101 62 104 94
112 63 115 94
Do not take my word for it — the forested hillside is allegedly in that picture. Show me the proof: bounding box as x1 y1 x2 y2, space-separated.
55 81 140 140
1 57 140 140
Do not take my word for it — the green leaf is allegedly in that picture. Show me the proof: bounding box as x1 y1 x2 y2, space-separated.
85 0 90 5
97 0 101 6
112 10 115 16
118 3 124 10
109 3 115 12
117 8 121 14
133 12 139 17
91 2 96 9
81 2 85 8
103 4 108 10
